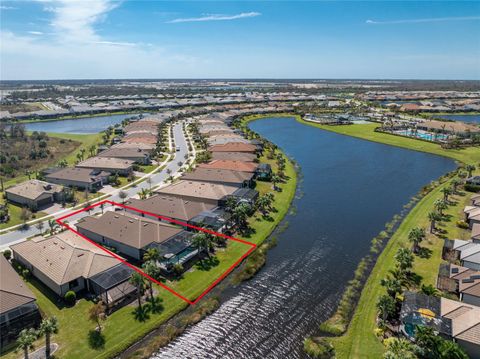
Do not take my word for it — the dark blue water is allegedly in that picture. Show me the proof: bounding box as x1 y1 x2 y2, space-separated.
24 113 144 134
436 114 480 124
154 117 456 359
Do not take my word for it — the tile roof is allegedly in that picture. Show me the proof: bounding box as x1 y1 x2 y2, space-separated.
208 142 257 153
77 157 134 170
6 180 63 200
45 168 110 183
198 160 258 173
0 256 36 314
156 180 237 202
11 232 119 286
76 211 183 249
125 194 215 221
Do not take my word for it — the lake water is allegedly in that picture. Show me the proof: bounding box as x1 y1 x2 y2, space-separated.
23 113 145 134
435 114 480 124
152 117 456 359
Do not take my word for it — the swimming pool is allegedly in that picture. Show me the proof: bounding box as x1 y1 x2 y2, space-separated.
395 129 449 141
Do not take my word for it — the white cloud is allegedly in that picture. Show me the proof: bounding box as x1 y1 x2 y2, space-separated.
0 6 17 10
28 31 44 35
92 40 137 47
366 16 480 25
167 12 261 24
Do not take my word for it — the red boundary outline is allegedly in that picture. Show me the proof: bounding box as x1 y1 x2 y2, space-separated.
56 199 256 305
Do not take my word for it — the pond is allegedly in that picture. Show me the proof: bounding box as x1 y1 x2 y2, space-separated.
152 116 456 359
22 113 146 134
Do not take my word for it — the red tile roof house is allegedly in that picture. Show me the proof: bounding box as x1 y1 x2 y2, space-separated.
198 160 259 173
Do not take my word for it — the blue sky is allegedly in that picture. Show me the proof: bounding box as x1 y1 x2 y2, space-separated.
1 1 479 80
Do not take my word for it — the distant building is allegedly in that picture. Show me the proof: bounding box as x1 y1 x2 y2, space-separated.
76 157 134 176
97 147 152 164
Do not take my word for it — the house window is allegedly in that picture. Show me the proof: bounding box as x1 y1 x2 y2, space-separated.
69 279 79 289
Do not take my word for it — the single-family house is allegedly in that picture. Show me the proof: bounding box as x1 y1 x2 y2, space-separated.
465 206 480 229
76 211 190 261
467 176 480 186
208 142 258 153
97 147 151 164
5 180 63 209
255 163 272 180
211 151 257 162
125 194 215 223
182 168 254 188
471 194 480 207
45 167 110 191
76 157 134 176
198 160 259 173
220 187 259 207
0 256 41 347
444 239 480 271
400 291 480 358
473 224 480 243
156 180 238 206
10 232 135 306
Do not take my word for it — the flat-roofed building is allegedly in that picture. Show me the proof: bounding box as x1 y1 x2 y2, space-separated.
182 168 254 187
156 180 237 206
5 180 63 209
76 157 134 176
45 167 110 191
76 211 185 260
0 256 41 347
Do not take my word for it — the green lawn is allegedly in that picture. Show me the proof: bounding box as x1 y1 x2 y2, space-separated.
0 200 48 230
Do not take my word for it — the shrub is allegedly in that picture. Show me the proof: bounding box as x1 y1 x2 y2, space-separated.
303 337 335 359
64 290 76 305
456 220 469 229
465 184 480 193
3 249 11 260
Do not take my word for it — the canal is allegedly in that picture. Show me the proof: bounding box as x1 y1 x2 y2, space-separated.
152 116 456 359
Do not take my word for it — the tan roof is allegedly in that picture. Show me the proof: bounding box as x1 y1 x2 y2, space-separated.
441 297 480 343
123 133 157 144
472 224 480 240
126 194 215 221
111 142 156 150
11 232 119 286
0 256 36 314
211 151 257 162
156 180 237 202
97 147 152 159
77 157 134 170
6 179 63 200
418 119 480 133
208 142 257 153
182 168 253 184
76 211 183 249
198 160 258 173
46 167 110 183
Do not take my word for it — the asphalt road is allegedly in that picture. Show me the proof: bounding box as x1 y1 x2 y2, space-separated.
0 122 189 248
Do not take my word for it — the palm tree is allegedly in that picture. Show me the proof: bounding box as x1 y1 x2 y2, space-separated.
39 316 58 359
16 328 37 359
48 219 58 235
88 301 106 333
384 338 417 359
129 272 145 310
441 187 452 202
146 177 152 190
256 194 273 216
428 211 441 233
192 232 209 257
408 227 425 253
421 284 438 296
395 247 414 273
138 188 149 200
36 221 45 235
88 145 96 157
143 247 160 263
271 174 281 191
79 148 86 161
380 276 402 298
232 203 251 232
434 198 448 216
452 179 461 193
376 294 396 322
466 164 476 177
142 261 159 301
